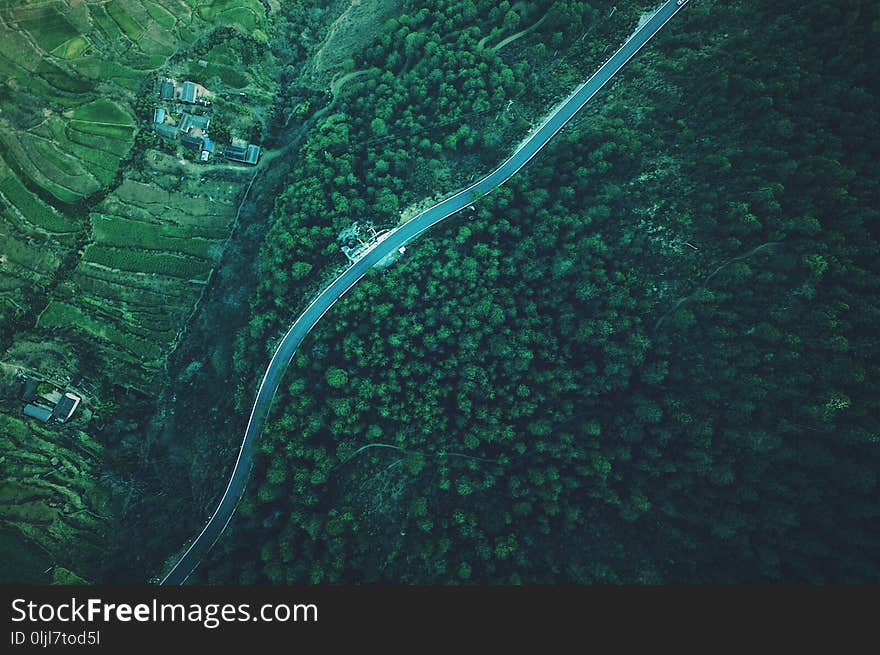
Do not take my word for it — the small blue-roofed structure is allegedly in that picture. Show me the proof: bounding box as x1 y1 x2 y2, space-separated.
153 107 166 123
202 136 215 153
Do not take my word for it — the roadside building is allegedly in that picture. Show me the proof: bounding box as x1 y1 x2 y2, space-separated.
52 393 81 423
23 404 52 423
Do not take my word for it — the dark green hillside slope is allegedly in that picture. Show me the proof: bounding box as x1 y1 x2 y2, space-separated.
202 0 879 583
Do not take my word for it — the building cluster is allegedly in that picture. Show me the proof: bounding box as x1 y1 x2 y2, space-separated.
153 78 260 165
18 375 81 425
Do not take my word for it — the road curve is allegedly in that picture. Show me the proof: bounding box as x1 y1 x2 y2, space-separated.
161 0 690 585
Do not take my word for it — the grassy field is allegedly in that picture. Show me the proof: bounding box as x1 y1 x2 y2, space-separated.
106 0 146 40
13 4 80 53
83 245 208 280
0 527 51 584
53 35 91 60
38 300 165 361
143 0 178 29
71 99 135 126
91 214 217 258
28 167 241 388
187 44 249 88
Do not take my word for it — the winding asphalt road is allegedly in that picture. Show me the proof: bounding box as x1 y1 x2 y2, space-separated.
161 0 690 584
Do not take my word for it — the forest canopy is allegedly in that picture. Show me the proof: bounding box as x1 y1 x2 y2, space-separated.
199 0 879 583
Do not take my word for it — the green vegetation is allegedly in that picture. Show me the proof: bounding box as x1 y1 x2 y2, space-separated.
0 158 78 233
71 99 136 126
0 528 51 584
13 3 80 53
143 1 177 29
0 406 110 582
91 214 215 258
1 0 873 587
199 0 879 584
39 301 164 361
106 1 145 40
0 0 276 583
83 245 207 280
54 36 90 60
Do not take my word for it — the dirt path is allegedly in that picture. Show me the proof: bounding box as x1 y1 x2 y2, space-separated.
492 12 550 52
654 241 784 332
330 69 369 96
67 120 135 128
478 10 549 52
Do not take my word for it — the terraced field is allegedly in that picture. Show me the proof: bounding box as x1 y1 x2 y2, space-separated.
0 0 271 581
37 174 241 388
0 407 109 574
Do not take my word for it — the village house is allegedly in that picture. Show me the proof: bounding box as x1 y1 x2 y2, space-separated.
155 123 178 140
23 404 52 422
180 133 204 151
52 393 81 423
159 79 175 101
224 142 261 166
177 112 210 133
19 377 82 424
180 80 211 105
180 81 197 103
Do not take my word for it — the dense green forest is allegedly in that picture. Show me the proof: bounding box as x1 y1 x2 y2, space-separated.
196 0 879 583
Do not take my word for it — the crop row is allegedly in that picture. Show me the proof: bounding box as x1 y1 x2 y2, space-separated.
83 244 209 280
39 300 165 362
0 156 79 233
91 213 218 259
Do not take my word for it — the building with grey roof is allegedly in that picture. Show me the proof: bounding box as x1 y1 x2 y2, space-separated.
160 80 175 100
224 143 261 165
19 377 37 402
180 81 198 103
155 123 178 140
177 113 210 133
223 144 247 160
23 404 52 422
181 134 204 151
